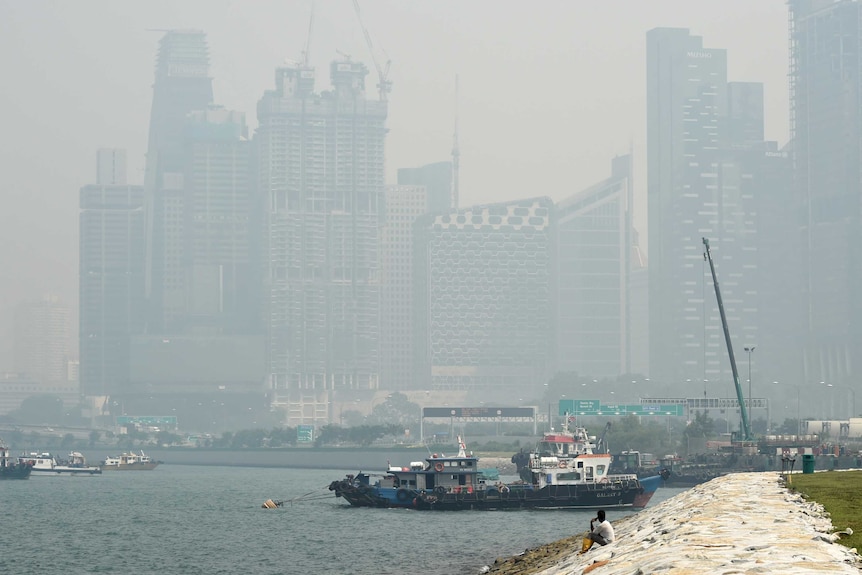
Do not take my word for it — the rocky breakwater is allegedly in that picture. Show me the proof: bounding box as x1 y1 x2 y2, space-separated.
485 472 861 575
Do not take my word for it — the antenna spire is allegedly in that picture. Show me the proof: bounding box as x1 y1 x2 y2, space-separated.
452 74 460 209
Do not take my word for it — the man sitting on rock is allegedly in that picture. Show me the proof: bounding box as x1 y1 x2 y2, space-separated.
588 510 615 546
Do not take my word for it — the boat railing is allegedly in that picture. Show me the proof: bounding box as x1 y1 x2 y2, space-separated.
606 473 639 482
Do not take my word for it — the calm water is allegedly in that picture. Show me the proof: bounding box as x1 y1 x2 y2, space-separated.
2 466 687 574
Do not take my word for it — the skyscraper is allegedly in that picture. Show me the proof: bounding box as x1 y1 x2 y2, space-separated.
79 150 145 397
256 59 387 410
143 30 214 334
180 107 257 334
790 0 862 386
555 155 634 378
127 31 263 408
380 185 428 390
646 29 761 388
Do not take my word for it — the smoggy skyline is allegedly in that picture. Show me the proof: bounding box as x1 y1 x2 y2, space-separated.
0 1 789 369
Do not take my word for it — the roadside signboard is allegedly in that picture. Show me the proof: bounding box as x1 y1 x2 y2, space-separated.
297 424 314 443
558 400 684 417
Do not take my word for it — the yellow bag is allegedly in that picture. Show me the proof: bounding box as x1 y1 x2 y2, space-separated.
580 536 594 554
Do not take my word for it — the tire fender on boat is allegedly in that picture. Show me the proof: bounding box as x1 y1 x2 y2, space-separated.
434 462 444 472
435 486 446 495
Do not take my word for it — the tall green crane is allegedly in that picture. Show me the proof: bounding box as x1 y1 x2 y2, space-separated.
702 237 752 441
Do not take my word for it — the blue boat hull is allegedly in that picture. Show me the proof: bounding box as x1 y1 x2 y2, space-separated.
329 475 661 511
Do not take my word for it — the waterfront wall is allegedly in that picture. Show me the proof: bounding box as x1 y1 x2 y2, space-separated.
486 472 861 575
82 447 440 470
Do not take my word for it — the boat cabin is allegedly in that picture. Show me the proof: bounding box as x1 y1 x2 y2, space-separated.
383 453 481 493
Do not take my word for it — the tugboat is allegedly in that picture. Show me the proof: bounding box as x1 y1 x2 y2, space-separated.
328 435 662 511
22 451 102 476
1 440 32 480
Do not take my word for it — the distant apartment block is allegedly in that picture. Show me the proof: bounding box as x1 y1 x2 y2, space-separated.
256 60 387 398
416 197 554 392
555 155 634 378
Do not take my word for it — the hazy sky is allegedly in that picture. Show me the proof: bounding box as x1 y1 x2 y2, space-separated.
0 0 789 368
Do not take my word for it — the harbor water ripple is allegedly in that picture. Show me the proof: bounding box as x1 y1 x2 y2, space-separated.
1 465 687 574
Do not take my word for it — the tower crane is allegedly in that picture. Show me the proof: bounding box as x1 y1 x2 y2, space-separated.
702 237 753 441
301 2 314 67
352 0 391 101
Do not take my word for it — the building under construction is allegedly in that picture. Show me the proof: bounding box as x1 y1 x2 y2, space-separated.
256 59 388 416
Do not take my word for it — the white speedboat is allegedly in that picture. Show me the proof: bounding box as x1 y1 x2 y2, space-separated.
21 452 102 476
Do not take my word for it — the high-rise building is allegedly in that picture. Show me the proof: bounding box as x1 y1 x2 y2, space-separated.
646 29 762 388
126 31 264 410
416 197 554 394
256 59 387 413
790 0 862 387
126 105 265 398
380 185 428 390
14 295 71 385
97 148 127 185
180 107 256 334
397 162 453 214
143 30 214 334
555 155 634 378
79 159 145 397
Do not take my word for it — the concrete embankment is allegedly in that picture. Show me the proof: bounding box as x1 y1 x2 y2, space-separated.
485 472 861 575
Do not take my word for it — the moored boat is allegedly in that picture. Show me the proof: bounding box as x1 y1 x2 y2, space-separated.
21 451 102 476
1 440 31 480
329 434 661 511
100 450 160 471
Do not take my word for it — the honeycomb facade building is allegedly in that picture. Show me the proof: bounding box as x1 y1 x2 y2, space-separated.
416 197 554 393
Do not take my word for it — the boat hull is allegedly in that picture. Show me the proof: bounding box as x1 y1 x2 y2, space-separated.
0 465 32 480
100 462 159 471
329 479 646 511
30 466 102 476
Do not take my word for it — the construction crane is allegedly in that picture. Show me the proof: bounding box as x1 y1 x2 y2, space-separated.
702 237 753 441
301 2 314 67
352 0 391 101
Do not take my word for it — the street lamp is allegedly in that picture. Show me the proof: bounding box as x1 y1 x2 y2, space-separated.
744 346 755 419
825 383 856 420
773 380 801 437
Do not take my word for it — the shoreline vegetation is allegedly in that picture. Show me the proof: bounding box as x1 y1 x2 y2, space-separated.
787 470 862 551
484 470 862 575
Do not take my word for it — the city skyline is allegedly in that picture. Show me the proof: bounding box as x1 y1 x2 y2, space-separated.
0 1 790 369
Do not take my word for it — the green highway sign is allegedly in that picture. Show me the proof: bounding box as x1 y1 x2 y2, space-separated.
558 399 600 415
297 424 314 443
558 401 684 417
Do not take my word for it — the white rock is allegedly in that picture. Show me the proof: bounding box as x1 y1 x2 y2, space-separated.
528 472 862 575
